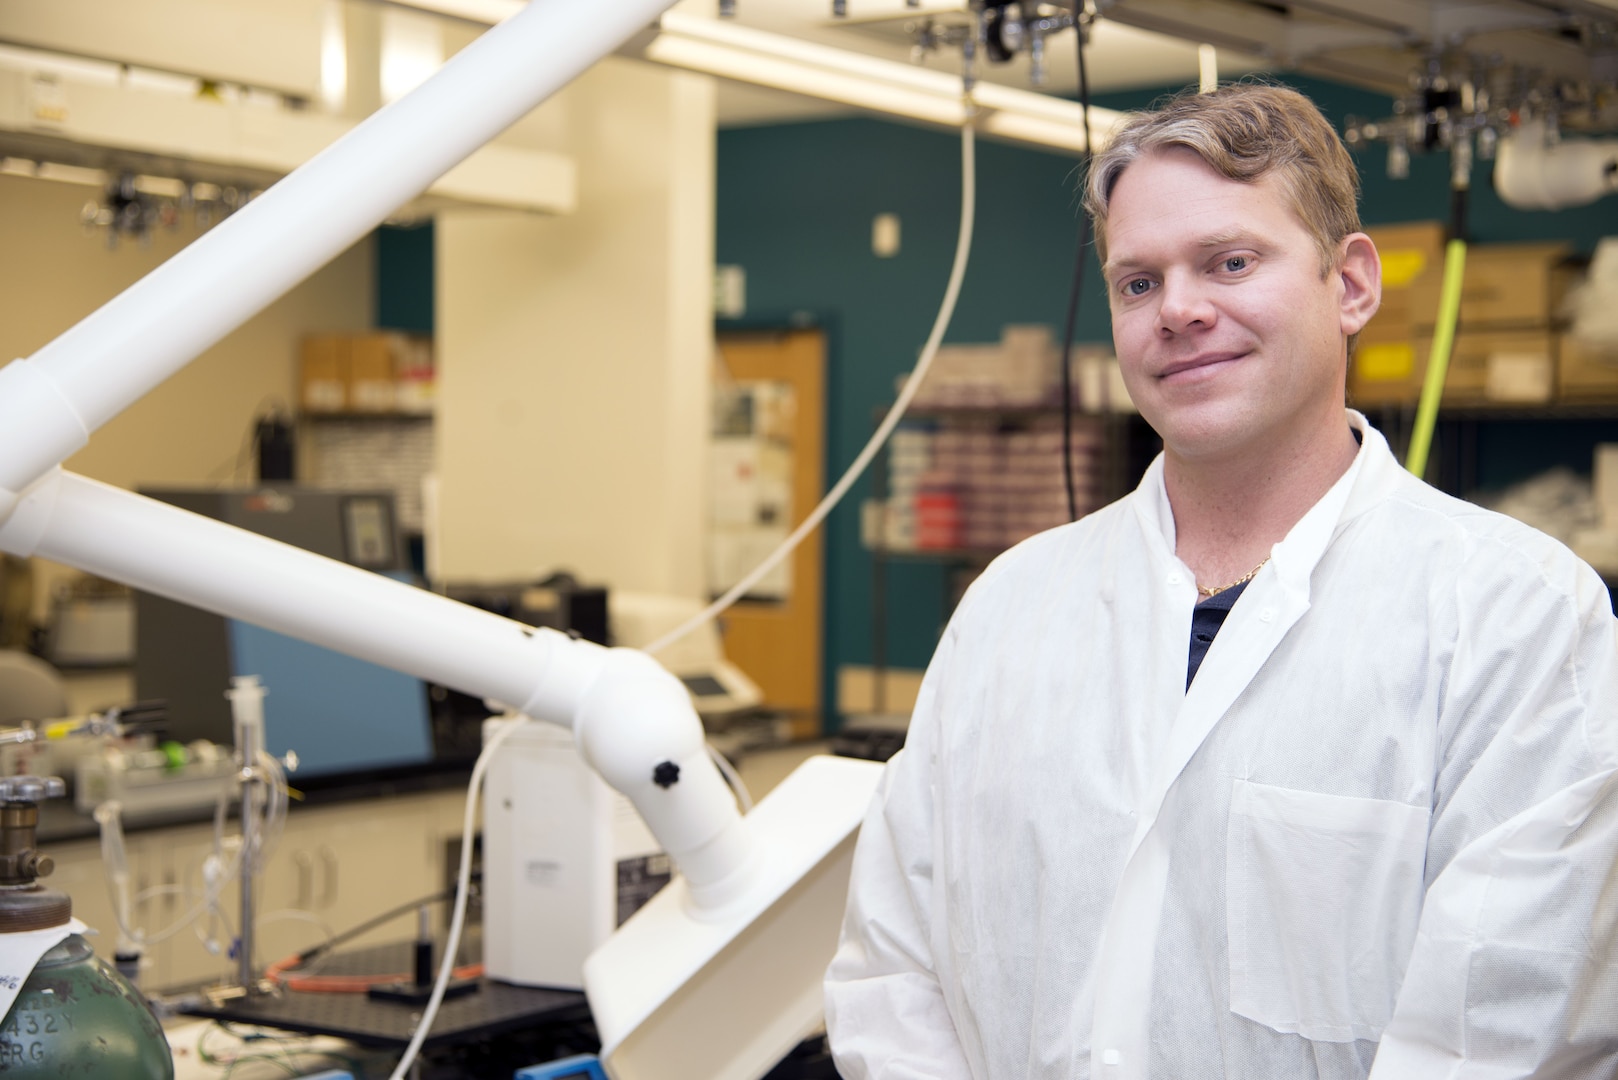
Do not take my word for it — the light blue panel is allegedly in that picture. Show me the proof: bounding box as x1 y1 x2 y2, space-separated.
226 621 433 777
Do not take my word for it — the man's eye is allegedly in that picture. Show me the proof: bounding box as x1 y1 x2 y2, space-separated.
1222 255 1249 272
1124 278 1152 296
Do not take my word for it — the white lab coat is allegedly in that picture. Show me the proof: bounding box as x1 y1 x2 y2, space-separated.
825 413 1618 1080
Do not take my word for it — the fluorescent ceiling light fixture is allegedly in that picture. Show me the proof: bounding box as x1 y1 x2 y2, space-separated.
646 12 1122 154
1199 43 1219 93
381 8 446 106
321 0 348 114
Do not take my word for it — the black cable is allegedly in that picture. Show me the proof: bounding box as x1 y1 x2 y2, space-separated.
1057 2 1094 522
294 887 459 966
1449 182 1469 245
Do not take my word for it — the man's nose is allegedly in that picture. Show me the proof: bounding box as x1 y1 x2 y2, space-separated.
1156 272 1216 335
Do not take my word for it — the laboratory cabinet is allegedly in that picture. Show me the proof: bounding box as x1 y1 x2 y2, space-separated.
44 786 472 994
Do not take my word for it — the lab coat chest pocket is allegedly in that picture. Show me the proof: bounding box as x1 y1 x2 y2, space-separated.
1226 779 1430 1044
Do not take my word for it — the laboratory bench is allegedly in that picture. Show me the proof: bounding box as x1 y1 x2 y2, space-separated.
42 775 478 995
36 731 828 997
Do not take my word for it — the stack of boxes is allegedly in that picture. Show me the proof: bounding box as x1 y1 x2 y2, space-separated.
910 326 1134 412
298 332 435 534
911 326 1058 408
883 430 933 550
300 332 436 415
879 418 1107 553
1351 223 1607 406
873 324 1125 555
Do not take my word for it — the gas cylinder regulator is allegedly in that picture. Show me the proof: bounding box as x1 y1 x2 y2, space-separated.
0 775 172 1078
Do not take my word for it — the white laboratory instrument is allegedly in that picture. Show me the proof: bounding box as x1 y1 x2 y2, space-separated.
481 717 665 991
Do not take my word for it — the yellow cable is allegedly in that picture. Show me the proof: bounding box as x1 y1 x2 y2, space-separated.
1405 238 1467 477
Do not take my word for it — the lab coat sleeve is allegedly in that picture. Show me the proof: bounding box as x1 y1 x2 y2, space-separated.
1369 563 1618 1078
824 623 974 1080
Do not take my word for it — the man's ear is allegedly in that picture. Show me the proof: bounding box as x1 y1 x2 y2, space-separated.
1337 233 1381 337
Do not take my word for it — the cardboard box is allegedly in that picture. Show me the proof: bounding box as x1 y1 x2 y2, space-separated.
1352 330 1555 407
300 335 348 413
1361 222 1445 346
1558 335 1618 401
1361 230 1572 340
1443 241 1566 330
1432 329 1555 404
347 333 401 412
1349 339 1423 406
300 332 435 414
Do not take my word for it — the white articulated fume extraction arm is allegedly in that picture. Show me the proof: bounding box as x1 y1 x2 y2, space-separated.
0 2 883 1077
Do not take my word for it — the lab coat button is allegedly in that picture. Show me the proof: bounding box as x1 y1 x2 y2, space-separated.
1259 607 1275 622
1102 1049 1122 1066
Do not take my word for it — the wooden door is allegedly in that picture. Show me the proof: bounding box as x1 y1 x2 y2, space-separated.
714 329 825 738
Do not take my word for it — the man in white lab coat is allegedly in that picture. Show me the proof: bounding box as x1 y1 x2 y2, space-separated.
824 83 1618 1079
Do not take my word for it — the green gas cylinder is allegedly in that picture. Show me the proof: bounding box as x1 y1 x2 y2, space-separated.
0 777 173 1078
0 932 172 1077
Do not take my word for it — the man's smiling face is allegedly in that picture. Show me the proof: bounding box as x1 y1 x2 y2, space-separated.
1103 147 1357 467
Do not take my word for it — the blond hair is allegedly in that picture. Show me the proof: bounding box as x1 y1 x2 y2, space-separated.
1085 83 1362 278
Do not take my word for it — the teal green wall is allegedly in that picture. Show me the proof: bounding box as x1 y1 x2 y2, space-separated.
715 74 1618 727
377 222 434 333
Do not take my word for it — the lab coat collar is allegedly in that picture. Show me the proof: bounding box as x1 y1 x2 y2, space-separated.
1118 409 1386 865
1131 409 1383 603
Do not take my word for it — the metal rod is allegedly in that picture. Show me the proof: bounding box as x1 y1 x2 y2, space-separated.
237 758 259 993
228 677 266 995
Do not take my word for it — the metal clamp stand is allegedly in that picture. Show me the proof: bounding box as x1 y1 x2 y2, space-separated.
226 676 268 999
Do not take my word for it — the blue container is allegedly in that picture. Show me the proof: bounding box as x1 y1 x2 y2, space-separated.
515 1053 607 1079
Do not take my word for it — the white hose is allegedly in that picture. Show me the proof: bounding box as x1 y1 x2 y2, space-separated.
386 115 982 1080
92 743 291 951
706 742 753 814
643 121 978 657
386 715 531 1080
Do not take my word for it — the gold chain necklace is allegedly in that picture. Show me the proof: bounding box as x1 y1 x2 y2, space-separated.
1197 556 1270 599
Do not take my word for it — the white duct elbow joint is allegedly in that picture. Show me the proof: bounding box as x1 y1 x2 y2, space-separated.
570 648 755 911
0 361 90 525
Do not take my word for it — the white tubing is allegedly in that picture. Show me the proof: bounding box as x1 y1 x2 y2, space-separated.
386 717 529 1080
0 469 601 723
645 122 977 657
0 0 677 508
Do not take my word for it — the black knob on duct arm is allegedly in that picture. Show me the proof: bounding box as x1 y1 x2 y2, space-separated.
652 761 681 789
